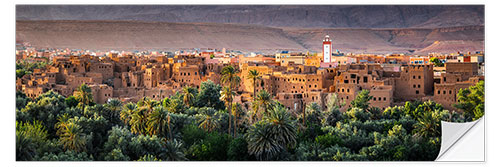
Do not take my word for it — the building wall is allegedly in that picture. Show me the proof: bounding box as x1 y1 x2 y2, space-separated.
394 65 434 101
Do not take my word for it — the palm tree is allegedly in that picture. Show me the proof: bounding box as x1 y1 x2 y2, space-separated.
253 89 274 121
232 103 245 137
16 131 36 161
59 122 87 152
105 98 122 124
246 105 297 160
146 106 169 137
130 107 149 135
164 139 188 161
74 83 93 109
197 107 219 132
304 102 322 126
220 65 241 135
120 102 137 125
220 86 235 135
248 69 261 99
263 104 297 148
55 113 72 136
182 86 195 107
246 121 284 160
414 109 441 138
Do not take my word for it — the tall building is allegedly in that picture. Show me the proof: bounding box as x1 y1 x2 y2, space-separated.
323 35 332 63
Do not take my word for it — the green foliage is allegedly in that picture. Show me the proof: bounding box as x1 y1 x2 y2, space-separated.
137 154 161 161
181 124 207 147
454 81 485 120
128 135 166 160
315 134 343 148
345 107 372 122
15 80 476 161
350 90 373 110
74 83 94 109
195 107 220 132
36 150 94 161
227 137 252 160
65 96 79 108
194 80 225 110
16 60 51 78
246 104 297 160
187 132 231 161
430 57 444 67
16 130 37 161
16 91 30 109
103 148 130 161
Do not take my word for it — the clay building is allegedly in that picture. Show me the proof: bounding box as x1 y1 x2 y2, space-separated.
394 64 434 101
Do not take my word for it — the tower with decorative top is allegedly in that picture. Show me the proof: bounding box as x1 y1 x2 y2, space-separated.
323 35 332 63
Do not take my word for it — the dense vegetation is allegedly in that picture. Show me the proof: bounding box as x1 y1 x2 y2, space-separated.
15 66 484 161
16 59 51 78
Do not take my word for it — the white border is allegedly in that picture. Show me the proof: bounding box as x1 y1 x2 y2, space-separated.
3 0 498 167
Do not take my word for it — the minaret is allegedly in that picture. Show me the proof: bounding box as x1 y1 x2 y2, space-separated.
323 35 332 63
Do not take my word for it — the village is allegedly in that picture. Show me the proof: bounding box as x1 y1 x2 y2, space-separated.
16 35 485 113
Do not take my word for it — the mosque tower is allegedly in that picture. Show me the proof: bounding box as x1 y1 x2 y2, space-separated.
323 35 332 63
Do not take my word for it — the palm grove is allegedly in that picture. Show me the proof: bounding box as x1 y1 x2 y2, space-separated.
16 65 484 161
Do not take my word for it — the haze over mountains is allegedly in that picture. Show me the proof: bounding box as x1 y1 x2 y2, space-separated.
16 5 484 54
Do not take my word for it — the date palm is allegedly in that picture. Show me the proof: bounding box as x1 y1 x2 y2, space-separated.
182 86 195 107
147 106 169 137
232 103 245 136
246 105 297 160
130 107 149 135
263 104 297 148
414 109 441 138
246 121 283 160
74 83 93 109
105 98 122 124
59 122 87 152
220 86 236 135
220 65 241 135
55 113 72 136
248 69 261 99
197 107 219 132
164 139 188 161
252 89 274 121
120 102 137 125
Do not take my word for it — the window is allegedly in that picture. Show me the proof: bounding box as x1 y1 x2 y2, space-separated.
344 80 348 84
449 90 452 94
418 76 421 79
418 85 420 88
413 85 416 88
438 90 440 94
363 76 368 83
444 77 447 82
413 75 416 79
378 97 381 101
384 97 386 101
342 89 344 92
416 90 419 94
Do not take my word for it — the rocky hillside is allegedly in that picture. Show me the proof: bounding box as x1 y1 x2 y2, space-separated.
16 20 484 54
16 5 484 29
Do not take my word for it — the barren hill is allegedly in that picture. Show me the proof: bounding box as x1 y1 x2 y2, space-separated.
16 20 484 54
16 5 484 29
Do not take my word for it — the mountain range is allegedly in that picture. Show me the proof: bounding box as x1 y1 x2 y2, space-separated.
15 5 484 54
